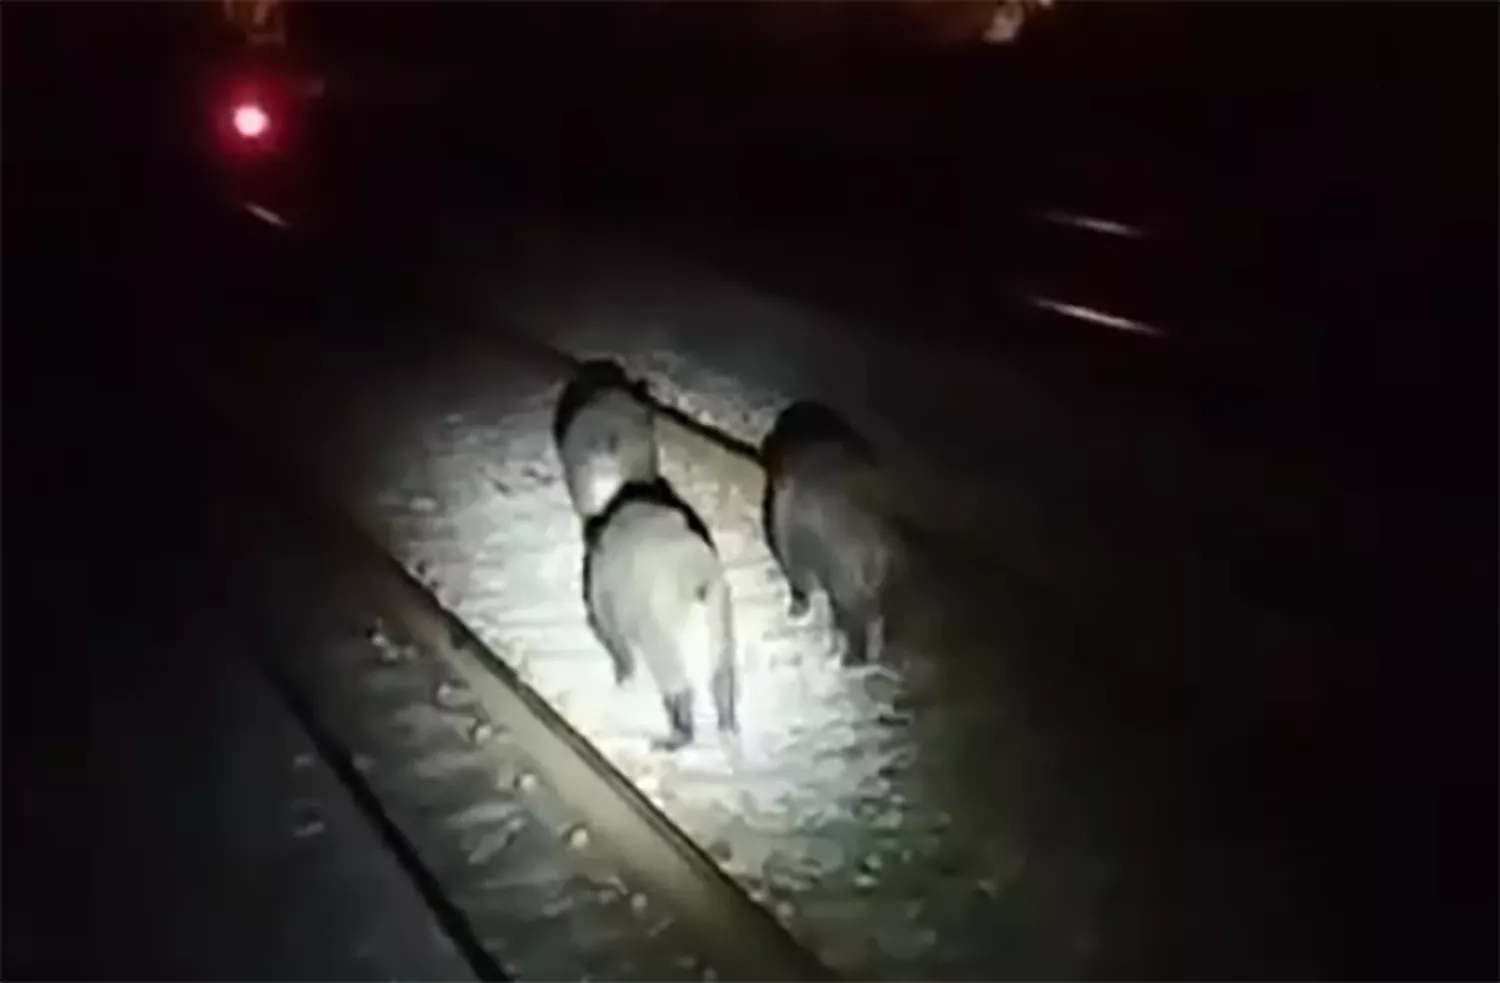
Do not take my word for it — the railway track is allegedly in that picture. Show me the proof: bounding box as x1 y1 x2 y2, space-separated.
165 288 1199 974
159 233 1376 978
169 343 834 982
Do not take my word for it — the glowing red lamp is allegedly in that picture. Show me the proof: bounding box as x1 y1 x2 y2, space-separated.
231 102 271 140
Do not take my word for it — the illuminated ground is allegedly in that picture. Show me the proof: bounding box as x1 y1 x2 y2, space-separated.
191 322 1039 977
173 204 1443 978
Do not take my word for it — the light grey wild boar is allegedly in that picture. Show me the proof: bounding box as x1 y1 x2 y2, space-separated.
552 360 658 521
760 400 900 667
582 478 737 751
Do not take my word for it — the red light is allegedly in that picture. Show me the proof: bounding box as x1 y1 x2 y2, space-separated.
231 103 270 139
